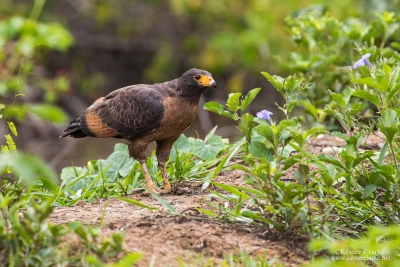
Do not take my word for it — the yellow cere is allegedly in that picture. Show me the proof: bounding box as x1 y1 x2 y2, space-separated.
199 75 214 86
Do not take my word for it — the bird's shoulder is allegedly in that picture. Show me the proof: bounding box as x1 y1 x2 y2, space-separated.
101 79 179 103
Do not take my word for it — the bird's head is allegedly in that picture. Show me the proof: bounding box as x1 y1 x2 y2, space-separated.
177 68 216 99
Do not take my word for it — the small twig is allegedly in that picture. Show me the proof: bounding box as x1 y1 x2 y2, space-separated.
278 229 292 240
237 240 243 252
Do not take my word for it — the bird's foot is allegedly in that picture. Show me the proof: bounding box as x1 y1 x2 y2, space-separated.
163 182 171 191
145 184 162 195
144 184 171 195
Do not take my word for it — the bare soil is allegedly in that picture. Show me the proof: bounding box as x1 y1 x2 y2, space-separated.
48 132 385 267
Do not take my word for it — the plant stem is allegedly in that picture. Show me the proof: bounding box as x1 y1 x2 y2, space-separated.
389 142 398 171
29 0 46 21
267 163 275 205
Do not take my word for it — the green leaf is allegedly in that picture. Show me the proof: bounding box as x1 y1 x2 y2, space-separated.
378 126 397 143
29 104 68 124
378 142 388 166
0 103 4 118
98 151 135 181
226 92 242 111
203 101 233 119
363 184 377 198
391 41 400 50
321 165 337 188
108 253 143 267
204 126 218 142
283 155 301 170
383 64 392 79
145 189 177 214
240 87 261 113
7 122 17 136
192 135 224 160
278 144 296 158
249 141 274 162
197 208 216 217
379 109 399 143
213 182 250 200
0 154 57 183
318 154 345 169
255 124 274 144
379 109 398 128
294 164 309 187
351 90 381 108
352 77 377 88
278 129 291 143
4 134 17 153
226 184 265 197
114 196 157 210
303 127 326 141
285 75 304 94
287 100 299 113
238 113 254 141
331 93 346 107
114 143 129 154
60 166 87 183
37 177 58 191
261 72 284 94
300 100 319 119
331 131 349 141
169 134 191 161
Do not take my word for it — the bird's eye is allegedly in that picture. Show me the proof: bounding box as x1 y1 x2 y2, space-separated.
194 74 201 80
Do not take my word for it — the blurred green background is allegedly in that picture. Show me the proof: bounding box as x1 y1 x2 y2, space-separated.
0 0 399 170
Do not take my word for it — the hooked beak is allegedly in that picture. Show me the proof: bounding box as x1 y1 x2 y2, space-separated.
211 80 217 90
199 75 217 89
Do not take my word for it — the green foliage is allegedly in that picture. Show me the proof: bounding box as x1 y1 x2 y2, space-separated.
5 2 400 266
0 10 73 124
57 128 231 206
204 88 261 121
1 92 139 266
0 194 141 267
144 0 397 90
192 134 224 160
280 10 400 128
202 11 400 246
307 226 400 266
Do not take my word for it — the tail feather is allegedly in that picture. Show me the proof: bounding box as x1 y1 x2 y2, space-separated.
60 119 87 138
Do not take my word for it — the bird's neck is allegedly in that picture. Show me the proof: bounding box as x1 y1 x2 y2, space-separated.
177 82 206 103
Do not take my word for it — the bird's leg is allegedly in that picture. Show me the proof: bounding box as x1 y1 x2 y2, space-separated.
159 162 171 191
139 159 160 194
156 139 176 192
129 141 160 194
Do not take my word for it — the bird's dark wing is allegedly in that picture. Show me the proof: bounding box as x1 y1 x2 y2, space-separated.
79 86 165 139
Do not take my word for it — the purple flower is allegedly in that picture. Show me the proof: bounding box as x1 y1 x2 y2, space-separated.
256 110 273 121
353 53 372 69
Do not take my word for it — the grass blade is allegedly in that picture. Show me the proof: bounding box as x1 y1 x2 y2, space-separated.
213 182 250 200
114 196 157 210
145 188 177 214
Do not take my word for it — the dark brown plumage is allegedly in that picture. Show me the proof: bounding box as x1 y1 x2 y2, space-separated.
61 68 216 193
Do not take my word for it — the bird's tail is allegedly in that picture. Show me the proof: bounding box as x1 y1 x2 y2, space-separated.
60 119 87 138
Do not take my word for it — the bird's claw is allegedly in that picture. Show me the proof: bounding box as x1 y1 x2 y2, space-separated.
144 185 171 195
163 183 171 191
